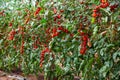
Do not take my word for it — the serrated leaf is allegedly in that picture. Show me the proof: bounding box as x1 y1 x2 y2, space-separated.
113 51 120 60
117 27 120 31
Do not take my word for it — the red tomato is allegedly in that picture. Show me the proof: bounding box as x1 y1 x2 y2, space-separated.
57 14 61 19
53 8 57 14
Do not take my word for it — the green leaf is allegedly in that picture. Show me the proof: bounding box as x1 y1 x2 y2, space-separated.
113 51 120 60
40 18 47 24
91 17 95 23
93 26 99 36
99 64 110 78
117 26 120 31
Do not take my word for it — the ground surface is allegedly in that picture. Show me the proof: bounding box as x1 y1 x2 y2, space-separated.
0 70 80 80
0 70 44 80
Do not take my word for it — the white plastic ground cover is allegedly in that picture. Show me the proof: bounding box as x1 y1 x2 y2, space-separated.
8 75 27 80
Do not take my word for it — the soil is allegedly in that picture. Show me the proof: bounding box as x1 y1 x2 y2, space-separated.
0 70 79 80
0 70 43 80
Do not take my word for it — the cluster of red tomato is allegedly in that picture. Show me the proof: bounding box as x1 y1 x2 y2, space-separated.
18 27 24 54
8 25 25 54
100 0 110 8
8 29 16 40
33 40 38 49
80 32 89 55
40 47 50 67
39 8 75 66
92 0 109 18
53 7 65 26
92 0 119 18
7 7 42 54
52 8 74 37
51 27 60 38
51 26 73 38
92 9 101 18
110 3 119 11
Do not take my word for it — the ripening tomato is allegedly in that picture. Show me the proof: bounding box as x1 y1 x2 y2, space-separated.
34 7 42 16
9 22 12 27
8 29 16 40
57 21 61 25
80 47 87 55
82 35 88 41
70 33 74 37
57 14 61 19
92 12 97 18
93 9 98 12
60 10 64 13
63 29 69 33
53 8 57 14
95 5 100 10
40 47 50 67
57 26 64 30
52 28 57 33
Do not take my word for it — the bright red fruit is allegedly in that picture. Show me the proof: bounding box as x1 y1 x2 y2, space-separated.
57 26 64 31
53 8 57 14
40 48 50 67
34 7 42 16
80 47 87 55
9 22 12 27
60 10 64 13
80 32 89 55
57 14 61 19
8 29 16 40
92 12 97 18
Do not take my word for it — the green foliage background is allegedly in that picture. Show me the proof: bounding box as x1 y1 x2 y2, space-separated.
0 0 120 80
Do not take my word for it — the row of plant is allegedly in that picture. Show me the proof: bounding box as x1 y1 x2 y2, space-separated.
0 0 120 80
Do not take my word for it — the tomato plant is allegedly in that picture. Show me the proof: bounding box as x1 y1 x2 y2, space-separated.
0 0 120 80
